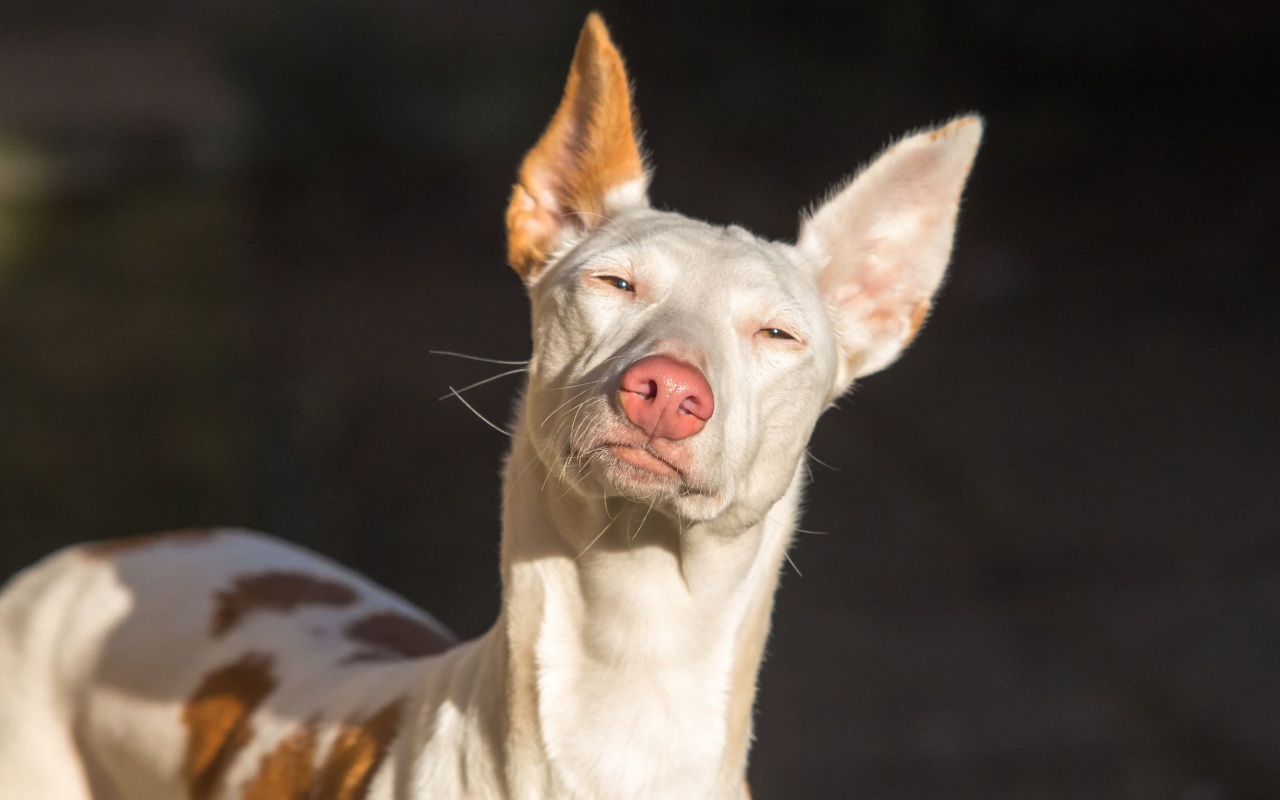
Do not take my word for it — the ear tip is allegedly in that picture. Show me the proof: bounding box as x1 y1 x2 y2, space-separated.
574 12 627 78
918 114 984 167
956 114 986 140
580 12 616 48
934 114 984 144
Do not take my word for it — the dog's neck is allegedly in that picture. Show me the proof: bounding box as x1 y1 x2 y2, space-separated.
482 410 798 799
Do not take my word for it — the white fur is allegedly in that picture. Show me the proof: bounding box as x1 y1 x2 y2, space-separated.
0 95 980 800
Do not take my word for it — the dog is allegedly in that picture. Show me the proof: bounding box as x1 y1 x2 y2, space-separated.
0 14 981 800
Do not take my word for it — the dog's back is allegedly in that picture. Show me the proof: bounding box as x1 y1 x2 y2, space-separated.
0 530 456 799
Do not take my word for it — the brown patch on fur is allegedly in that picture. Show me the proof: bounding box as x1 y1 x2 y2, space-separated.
243 701 404 800
903 299 931 346
506 13 646 279
81 528 218 558
213 571 360 637
314 701 403 799
343 610 456 662
243 725 318 800
183 653 277 800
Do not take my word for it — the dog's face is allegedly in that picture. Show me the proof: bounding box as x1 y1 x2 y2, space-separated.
508 15 981 524
524 210 838 521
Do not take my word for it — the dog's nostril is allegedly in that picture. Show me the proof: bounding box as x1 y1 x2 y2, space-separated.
641 379 657 400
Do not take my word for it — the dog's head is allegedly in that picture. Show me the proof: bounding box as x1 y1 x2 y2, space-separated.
507 14 982 524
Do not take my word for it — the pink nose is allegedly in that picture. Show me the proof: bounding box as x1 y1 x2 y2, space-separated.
617 355 714 440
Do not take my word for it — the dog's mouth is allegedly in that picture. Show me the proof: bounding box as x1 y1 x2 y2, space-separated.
533 384 722 510
568 440 714 498
603 442 681 479
570 441 683 482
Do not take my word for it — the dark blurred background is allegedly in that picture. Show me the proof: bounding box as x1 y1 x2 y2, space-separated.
1 1 1277 797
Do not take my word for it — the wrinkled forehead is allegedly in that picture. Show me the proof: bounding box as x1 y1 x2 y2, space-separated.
563 210 818 299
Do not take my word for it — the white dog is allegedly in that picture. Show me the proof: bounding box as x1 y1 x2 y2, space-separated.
0 13 981 800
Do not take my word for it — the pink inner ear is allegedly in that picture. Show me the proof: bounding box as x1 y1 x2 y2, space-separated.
802 116 982 381
528 138 579 213
519 170 560 213
513 164 573 242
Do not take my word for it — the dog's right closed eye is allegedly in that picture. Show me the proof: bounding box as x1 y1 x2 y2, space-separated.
596 275 635 292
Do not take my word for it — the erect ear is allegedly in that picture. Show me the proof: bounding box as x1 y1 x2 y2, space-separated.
799 115 983 391
506 13 649 282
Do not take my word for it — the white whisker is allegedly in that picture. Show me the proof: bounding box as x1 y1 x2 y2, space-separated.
630 496 657 543
542 413 584 491
512 452 544 485
782 548 803 578
429 350 529 366
763 513 829 537
557 461 597 499
547 378 600 393
438 368 528 400
444 387 518 439
574 500 619 560
540 388 591 428
806 449 840 472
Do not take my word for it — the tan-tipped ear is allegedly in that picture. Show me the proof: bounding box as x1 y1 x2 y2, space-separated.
799 115 983 390
506 13 649 281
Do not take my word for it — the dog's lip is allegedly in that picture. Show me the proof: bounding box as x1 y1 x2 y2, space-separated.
567 440 717 497
605 442 681 479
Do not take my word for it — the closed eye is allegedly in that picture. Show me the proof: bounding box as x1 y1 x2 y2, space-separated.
597 275 635 292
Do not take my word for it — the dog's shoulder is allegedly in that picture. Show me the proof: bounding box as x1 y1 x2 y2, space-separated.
1 528 459 798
